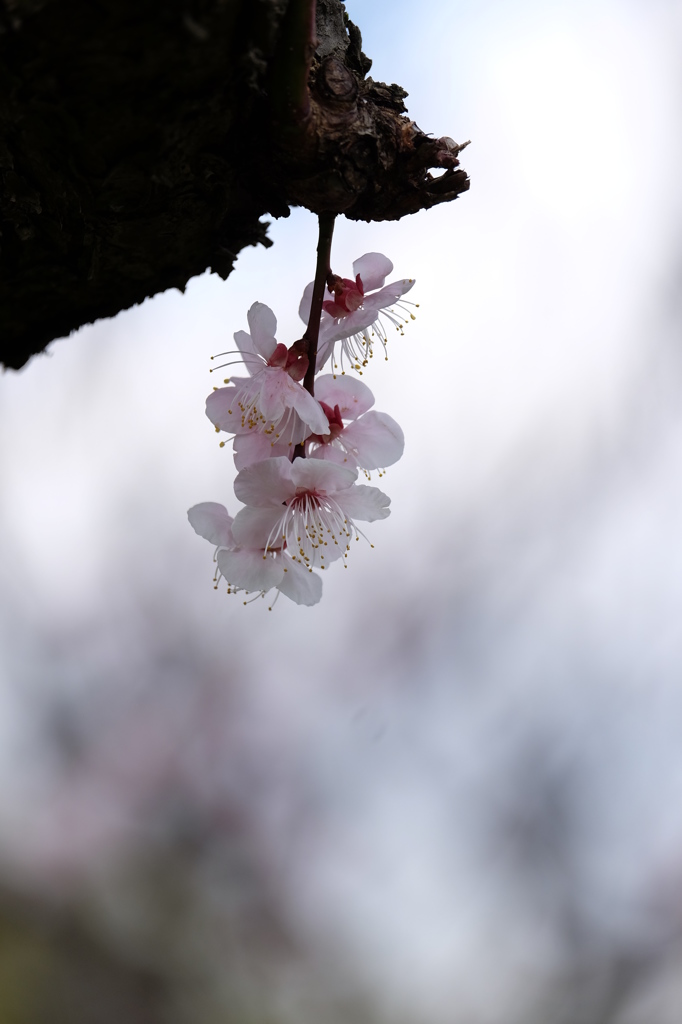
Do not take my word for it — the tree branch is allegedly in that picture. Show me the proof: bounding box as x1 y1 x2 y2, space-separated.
0 0 469 371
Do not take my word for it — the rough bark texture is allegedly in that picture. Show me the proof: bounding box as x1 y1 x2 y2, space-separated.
0 0 469 370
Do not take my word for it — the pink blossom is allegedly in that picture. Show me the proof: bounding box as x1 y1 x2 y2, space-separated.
298 253 416 373
187 501 322 607
231 457 391 572
207 302 329 450
231 431 292 471
307 375 404 473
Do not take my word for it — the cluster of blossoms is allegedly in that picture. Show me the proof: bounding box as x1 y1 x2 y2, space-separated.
188 251 415 608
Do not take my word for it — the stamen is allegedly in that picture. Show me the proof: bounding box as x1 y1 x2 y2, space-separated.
209 359 246 373
327 294 419 372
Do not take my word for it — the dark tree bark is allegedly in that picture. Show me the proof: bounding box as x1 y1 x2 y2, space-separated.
0 0 469 370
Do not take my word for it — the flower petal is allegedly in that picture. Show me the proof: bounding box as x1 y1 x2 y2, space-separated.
234 456 295 507
340 484 391 522
289 457 357 494
307 444 352 466
314 375 375 419
324 306 379 344
277 556 323 606
268 408 308 447
233 431 292 470
352 252 393 292
341 411 404 469
298 281 314 324
246 302 278 360
288 382 332 437
254 368 289 423
299 282 332 324
231 506 285 550
217 548 284 592
205 386 244 433
314 333 335 371
187 502 235 547
233 330 263 375
362 278 415 311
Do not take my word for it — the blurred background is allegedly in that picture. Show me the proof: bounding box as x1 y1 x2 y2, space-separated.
2 0 682 1020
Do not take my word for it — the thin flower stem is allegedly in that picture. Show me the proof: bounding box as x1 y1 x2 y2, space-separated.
303 211 336 394
293 211 336 460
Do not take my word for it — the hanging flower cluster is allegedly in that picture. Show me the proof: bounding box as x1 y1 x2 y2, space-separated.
188 241 416 609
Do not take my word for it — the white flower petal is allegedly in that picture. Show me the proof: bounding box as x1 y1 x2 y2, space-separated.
205 386 243 432
352 252 393 291
246 302 278 360
247 372 327 441
268 408 309 447
255 368 289 423
341 411 404 469
277 556 323 606
314 374 375 419
308 444 352 466
231 506 285 549
289 457 357 494
217 548 284 592
288 383 331 437
187 502 235 547
234 456 295 507
314 334 334 371
298 281 332 324
326 306 378 343
362 277 415 311
298 281 315 324
233 432 291 470
340 484 391 522
315 535 346 564
233 330 263 375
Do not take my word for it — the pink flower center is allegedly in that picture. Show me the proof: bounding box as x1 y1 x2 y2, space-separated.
323 274 365 319
264 488 355 570
266 341 309 382
309 401 344 444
